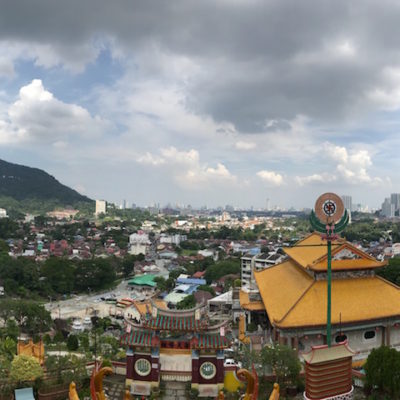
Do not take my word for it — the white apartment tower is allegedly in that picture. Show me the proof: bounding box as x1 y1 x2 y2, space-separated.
382 198 395 218
95 200 107 215
341 195 352 212
391 193 400 213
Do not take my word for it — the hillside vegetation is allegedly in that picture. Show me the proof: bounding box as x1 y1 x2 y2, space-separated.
0 159 93 214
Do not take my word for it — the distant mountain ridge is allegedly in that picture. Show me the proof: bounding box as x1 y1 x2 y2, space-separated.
0 159 92 206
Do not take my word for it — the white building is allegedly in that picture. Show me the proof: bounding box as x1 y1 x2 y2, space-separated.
129 231 150 255
391 193 400 213
160 234 187 246
95 200 107 215
0 208 7 218
341 195 352 212
382 197 395 218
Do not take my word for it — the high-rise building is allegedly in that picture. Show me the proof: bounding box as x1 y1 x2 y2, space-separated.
95 200 106 215
341 195 352 211
382 198 395 218
391 193 400 213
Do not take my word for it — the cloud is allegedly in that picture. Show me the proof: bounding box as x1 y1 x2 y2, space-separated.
296 143 385 187
327 145 373 183
235 140 256 150
256 170 284 186
136 146 236 188
0 79 108 144
3 1 400 132
295 173 336 186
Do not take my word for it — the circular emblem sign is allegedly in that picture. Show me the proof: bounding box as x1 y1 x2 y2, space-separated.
134 358 151 376
315 193 344 224
200 361 216 379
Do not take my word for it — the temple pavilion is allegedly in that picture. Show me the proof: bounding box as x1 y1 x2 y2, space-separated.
250 232 400 360
121 302 231 397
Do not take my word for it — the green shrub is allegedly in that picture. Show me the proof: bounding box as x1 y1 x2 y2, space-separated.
365 346 400 398
67 334 79 351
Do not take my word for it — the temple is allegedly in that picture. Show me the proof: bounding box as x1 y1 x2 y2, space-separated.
121 302 231 397
245 232 400 360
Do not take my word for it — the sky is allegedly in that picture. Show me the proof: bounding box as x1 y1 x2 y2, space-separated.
1 0 400 210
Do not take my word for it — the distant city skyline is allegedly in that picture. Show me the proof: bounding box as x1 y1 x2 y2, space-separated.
2 1 400 208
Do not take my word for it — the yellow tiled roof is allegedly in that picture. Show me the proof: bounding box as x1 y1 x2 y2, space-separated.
133 299 167 316
284 233 385 271
276 276 400 328
254 260 313 323
239 290 265 311
312 257 385 271
255 233 394 329
284 233 343 268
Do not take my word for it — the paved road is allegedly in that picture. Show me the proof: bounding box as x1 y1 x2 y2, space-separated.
45 280 146 321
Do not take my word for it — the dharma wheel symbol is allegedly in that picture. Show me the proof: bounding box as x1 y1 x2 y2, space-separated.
314 193 345 225
323 200 336 217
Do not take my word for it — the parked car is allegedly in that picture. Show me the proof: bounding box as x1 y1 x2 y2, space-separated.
224 358 242 368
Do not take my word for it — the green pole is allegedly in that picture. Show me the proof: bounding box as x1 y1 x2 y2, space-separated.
327 238 332 347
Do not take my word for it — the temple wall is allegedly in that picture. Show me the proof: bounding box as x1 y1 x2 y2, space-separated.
336 329 381 356
391 326 400 347
298 335 324 353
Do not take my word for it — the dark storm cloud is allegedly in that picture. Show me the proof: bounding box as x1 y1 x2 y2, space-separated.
2 0 400 132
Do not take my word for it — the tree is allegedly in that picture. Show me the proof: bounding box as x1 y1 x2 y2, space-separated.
154 276 168 292
0 337 17 362
197 285 215 296
365 346 400 397
10 354 44 382
41 257 75 294
377 258 400 286
204 259 240 284
67 334 79 351
177 295 196 310
260 345 301 388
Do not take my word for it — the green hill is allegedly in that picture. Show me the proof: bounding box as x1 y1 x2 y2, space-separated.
0 159 93 214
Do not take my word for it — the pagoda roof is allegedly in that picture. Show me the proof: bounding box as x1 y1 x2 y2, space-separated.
194 334 231 349
284 232 386 271
302 341 356 364
132 299 167 317
255 261 400 328
143 314 205 331
239 290 265 311
121 330 152 346
120 330 230 349
254 259 313 325
134 302 230 332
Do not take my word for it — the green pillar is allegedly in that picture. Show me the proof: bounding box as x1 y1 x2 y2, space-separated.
327 239 332 347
